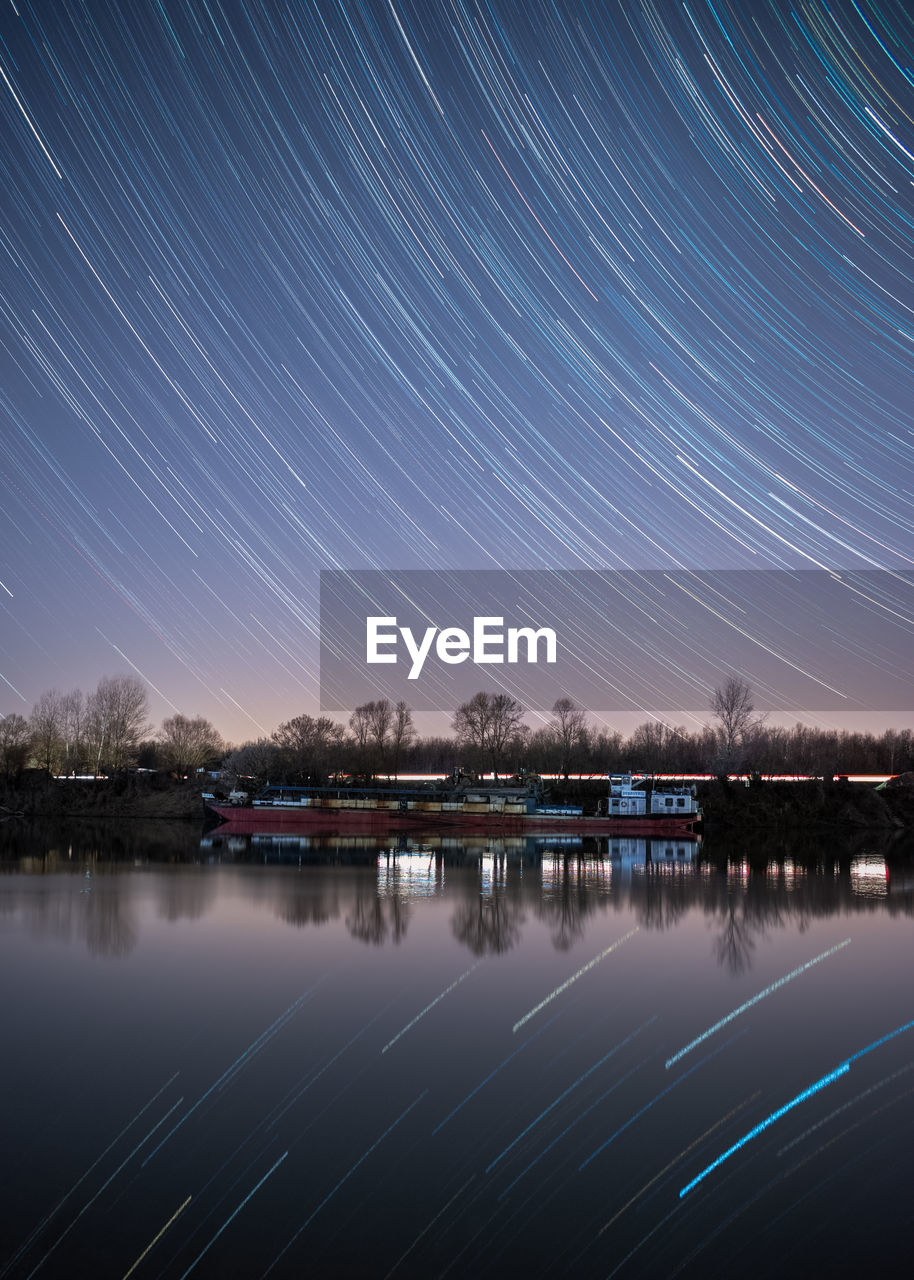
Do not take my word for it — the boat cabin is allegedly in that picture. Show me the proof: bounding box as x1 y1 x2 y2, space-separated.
607 774 700 818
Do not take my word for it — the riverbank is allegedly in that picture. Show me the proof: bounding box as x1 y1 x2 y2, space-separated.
2 773 914 830
0 774 209 820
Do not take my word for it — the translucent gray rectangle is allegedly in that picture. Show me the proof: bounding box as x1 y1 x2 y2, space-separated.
319 570 914 716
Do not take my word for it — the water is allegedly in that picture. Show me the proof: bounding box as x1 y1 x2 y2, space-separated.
1 820 913 1278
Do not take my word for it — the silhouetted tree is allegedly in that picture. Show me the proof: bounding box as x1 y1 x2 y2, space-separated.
710 677 758 770
29 689 65 775
86 675 149 774
158 713 223 776
549 697 588 778
389 701 415 778
452 691 525 779
273 713 343 783
0 713 30 779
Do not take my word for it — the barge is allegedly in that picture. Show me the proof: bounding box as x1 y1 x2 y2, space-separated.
206 773 701 836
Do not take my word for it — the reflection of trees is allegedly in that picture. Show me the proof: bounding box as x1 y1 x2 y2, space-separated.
156 870 215 922
534 857 594 950
345 876 409 945
10 871 139 957
275 871 345 928
636 864 692 934
450 857 526 955
83 885 138 957
711 899 757 975
451 894 523 955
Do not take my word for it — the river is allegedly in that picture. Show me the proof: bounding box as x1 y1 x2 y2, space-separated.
1 818 912 1278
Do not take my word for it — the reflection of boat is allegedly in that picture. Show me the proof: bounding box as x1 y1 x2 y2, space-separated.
543 837 699 890
206 774 701 836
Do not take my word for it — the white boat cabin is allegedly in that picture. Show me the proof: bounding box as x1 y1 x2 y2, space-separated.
607 774 700 817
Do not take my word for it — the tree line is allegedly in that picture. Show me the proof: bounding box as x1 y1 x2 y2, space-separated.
2 674 912 786
0 675 223 780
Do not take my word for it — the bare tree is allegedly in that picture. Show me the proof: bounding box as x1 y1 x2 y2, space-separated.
86 675 150 774
222 738 281 786
159 714 223 777
710 677 757 767
273 714 343 783
348 704 372 774
366 699 393 774
61 690 86 777
452 691 492 768
0 713 30 779
29 689 65 775
453 691 525 779
389 701 415 779
549 697 588 778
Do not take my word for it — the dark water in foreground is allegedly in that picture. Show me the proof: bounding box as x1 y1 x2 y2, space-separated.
2 821 913 1279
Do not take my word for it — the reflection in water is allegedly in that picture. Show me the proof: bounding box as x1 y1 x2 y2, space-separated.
347 872 409 945
850 853 889 897
451 889 525 956
378 850 442 898
2 826 913 971
6 873 140 957
2 821 914 1279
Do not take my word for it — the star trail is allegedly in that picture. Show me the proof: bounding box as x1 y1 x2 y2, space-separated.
2 1 912 738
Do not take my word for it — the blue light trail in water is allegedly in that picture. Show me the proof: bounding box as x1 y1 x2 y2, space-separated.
262 1089 429 1276
679 1063 850 1197
432 1005 571 1135
497 1054 651 1200
26 1095 186 1278
487 1016 656 1173
579 1031 746 1171
680 1019 914 1197
142 987 316 1167
177 1152 288 1280
665 938 852 1069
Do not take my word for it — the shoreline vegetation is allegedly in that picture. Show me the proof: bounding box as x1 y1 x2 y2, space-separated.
2 772 914 840
2 675 913 841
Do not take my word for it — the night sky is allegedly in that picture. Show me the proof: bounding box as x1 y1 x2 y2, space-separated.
2 0 913 742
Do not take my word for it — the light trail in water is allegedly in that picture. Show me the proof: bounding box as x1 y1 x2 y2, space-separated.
381 963 481 1053
777 1058 914 1156
669 1083 914 1280
267 997 398 1129
497 1054 652 1199
512 928 639 1032
262 1089 429 1276
142 988 317 1167
26 1096 186 1278
844 1016 914 1064
487 1016 657 1174
679 1064 851 1198
598 1093 760 1235
382 1174 476 1279
0 1071 180 1280
432 1005 571 1135
579 1031 746 1172
680 1016 914 1198
177 1152 287 1280
664 938 852 1069
120 1195 192 1280
605 1202 685 1280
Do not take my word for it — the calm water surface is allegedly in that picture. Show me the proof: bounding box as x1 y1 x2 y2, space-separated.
2 820 913 1279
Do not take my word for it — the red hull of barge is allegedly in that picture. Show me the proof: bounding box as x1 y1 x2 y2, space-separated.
206 804 699 838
